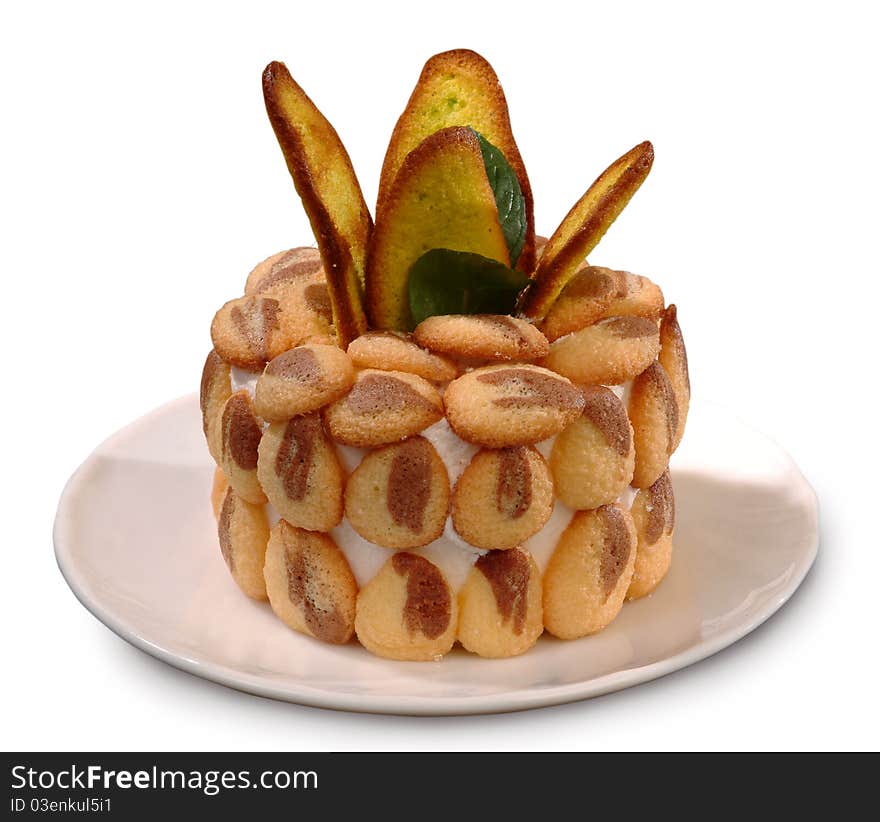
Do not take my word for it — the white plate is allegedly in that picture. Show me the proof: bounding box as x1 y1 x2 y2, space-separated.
54 395 818 715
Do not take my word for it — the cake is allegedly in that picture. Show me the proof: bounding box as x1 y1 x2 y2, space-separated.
200 49 689 661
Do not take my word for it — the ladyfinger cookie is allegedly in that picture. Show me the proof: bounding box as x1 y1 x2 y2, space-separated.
323 369 443 448
347 331 458 383
452 446 554 550
444 364 584 447
658 305 689 451
245 247 335 346
550 386 635 509
543 505 637 639
627 470 675 600
254 344 355 421
264 521 358 644
413 314 549 363
210 295 295 370
541 267 664 342
345 436 450 549
355 552 458 661
542 315 660 385
629 361 678 488
217 486 269 600
200 349 232 462
219 390 267 504
457 547 543 658
257 413 344 531
244 247 323 295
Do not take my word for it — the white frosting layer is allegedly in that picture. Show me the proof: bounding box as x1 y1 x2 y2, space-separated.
228 368 639 591
230 366 260 398
266 501 282 528
609 380 634 408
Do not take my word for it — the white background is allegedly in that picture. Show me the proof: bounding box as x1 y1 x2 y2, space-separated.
2 0 877 751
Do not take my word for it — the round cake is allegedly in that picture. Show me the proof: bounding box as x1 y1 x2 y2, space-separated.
200 50 689 660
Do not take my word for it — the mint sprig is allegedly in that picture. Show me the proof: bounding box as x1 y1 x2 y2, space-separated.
472 129 527 266
408 249 531 327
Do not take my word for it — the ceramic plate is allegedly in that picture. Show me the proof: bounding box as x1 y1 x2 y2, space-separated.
54 396 818 715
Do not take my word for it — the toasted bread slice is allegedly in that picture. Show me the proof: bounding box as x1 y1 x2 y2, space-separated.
366 126 510 331
377 49 536 272
521 141 654 320
263 61 371 346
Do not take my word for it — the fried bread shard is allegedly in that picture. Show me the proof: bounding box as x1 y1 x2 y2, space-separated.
263 61 371 347
522 141 654 320
366 126 510 330
377 49 536 272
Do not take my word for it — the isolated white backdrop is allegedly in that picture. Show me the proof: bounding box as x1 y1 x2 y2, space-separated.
1 0 877 750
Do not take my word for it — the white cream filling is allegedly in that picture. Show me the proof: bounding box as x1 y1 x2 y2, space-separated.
228 368 638 590
230 366 260 398
609 380 634 408
265 501 282 528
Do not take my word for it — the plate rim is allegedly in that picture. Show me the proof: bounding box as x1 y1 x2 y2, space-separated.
53 394 819 716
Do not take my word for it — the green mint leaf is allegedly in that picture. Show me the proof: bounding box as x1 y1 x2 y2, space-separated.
472 129 527 266
408 249 531 327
